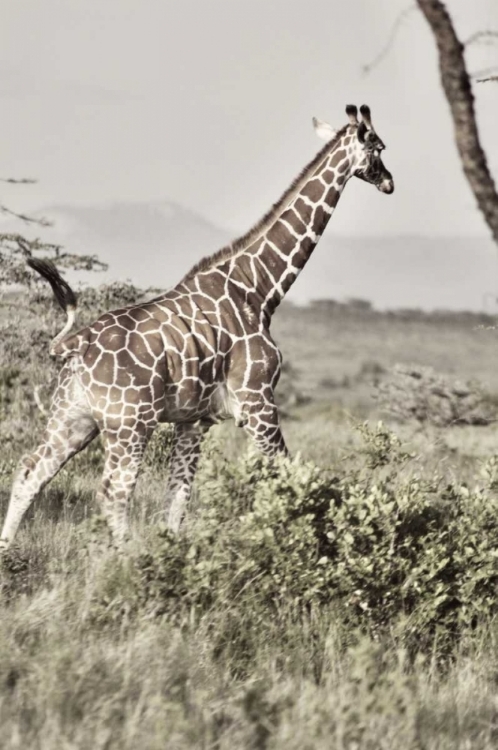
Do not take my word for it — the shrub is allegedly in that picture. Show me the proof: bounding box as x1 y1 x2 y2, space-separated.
133 428 498 656
77 281 150 314
274 361 309 414
376 363 495 426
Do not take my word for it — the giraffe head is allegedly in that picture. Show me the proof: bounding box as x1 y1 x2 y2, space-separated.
314 104 394 195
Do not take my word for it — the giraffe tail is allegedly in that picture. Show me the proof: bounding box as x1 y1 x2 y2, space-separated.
27 257 78 356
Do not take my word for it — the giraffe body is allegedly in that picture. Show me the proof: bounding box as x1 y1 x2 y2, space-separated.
0 104 393 550
59 281 284 428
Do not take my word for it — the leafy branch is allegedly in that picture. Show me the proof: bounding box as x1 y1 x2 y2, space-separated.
362 4 417 75
0 178 107 286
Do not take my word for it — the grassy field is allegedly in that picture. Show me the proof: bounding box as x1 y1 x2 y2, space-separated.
1 289 498 749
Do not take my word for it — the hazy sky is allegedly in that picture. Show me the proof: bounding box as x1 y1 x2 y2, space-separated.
1 0 497 239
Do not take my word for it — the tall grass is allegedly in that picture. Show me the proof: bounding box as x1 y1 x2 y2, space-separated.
1 423 498 748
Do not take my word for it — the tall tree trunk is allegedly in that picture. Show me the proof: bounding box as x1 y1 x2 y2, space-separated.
416 0 498 244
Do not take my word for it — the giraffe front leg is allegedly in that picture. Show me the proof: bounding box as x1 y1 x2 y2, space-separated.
166 422 209 533
241 399 288 458
0 414 98 552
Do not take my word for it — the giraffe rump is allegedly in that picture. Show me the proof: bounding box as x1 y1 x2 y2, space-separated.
182 125 348 280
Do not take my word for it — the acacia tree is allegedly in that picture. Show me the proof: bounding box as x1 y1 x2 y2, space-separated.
0 178 106 287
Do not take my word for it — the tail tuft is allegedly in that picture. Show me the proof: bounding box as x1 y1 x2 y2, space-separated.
27 257 78 356
27 257 77 312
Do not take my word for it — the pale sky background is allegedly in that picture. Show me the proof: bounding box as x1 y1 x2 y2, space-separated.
1 0 497 240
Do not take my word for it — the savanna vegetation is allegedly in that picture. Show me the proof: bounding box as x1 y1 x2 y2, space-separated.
1 274 498 749
1 3 497 746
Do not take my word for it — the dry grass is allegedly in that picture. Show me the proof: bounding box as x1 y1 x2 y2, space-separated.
2 497 498 749
273 301 498 402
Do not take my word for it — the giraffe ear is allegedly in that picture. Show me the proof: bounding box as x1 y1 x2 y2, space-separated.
312 117 337 142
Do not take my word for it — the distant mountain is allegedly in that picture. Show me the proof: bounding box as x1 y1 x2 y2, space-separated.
2 201 497 311
4 201 231 291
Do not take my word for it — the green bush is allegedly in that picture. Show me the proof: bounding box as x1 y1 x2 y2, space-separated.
376 363 495 426
133 429 498 656
77 282 145 313
0 367 23 416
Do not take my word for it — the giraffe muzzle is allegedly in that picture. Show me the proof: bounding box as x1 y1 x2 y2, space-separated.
378 178 394 194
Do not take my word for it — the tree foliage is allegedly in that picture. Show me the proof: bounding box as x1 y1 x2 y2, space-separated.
0 180 107 287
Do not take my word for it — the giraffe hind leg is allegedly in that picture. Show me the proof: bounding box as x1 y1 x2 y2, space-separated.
0 411 98 552
166 421 210 533
96 424 154 546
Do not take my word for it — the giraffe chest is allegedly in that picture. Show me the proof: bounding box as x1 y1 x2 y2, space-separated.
162 344 231 422
161 381 233 424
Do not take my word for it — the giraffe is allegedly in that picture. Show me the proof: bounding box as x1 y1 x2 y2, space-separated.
0 104 394 551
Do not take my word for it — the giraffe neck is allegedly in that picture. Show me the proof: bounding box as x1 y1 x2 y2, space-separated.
228 134 354 319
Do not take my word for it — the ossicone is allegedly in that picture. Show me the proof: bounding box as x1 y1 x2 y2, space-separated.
359 104 373 130
345 104 358 125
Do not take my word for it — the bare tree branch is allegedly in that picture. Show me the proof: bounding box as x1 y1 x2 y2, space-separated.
363 11 498 78
416 0 498 245
464 30 498 47
471 66 498 81
0 204 51 226
363 4 416 75
477 76 498 83
0 178 37 184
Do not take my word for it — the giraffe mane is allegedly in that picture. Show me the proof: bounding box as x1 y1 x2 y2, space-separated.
182 125 349 281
